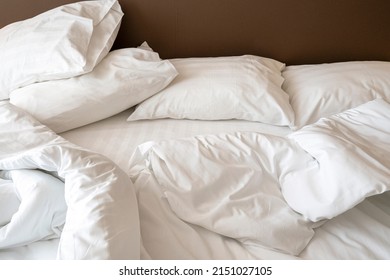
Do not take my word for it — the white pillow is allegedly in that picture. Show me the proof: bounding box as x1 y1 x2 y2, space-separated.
127 55 294 126
282 61 390 129
10 46 178 133
0 0 123 100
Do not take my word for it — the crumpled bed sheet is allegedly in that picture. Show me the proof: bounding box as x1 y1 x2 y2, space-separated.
0 101 140 259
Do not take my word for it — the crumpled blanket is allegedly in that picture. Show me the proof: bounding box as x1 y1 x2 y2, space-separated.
0 101 140 259
0 169 66 249
128 99 390 256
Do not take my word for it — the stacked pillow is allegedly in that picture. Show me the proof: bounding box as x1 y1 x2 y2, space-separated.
10 44 178 133
4 1 178 133
4 0 389 133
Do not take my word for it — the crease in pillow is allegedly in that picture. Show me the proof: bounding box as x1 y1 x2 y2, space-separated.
0 0 123 100
9 44 178 133
282 61 390 129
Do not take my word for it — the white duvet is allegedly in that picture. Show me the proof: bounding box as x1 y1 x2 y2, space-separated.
284 98 390 221
0 102 140 259
129 99 390 255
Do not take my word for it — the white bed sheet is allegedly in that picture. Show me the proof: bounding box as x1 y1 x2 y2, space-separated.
2 107 389 259
62 108 291 170
62 108 298 260
63 108 390 260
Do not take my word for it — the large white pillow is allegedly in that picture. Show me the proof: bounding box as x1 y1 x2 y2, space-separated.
282 61 390 129
0 0 123 100
10 45 178 133
127 55 294 126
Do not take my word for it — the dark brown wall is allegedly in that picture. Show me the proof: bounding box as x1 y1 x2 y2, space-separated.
1 0 390 64
0 0 75 27
116 0 390 64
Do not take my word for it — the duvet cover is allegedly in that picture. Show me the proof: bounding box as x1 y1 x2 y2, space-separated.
129 99 390 256
0 101 140 259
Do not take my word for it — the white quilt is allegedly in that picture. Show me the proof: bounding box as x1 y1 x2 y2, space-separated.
283 98 390 221
129 99 390 256
0 101 140 259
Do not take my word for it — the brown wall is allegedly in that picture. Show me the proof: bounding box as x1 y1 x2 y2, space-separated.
0 0 75 27
1 0 390 64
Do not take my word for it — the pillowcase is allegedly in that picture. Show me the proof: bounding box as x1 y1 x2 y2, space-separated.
127 55 294 126
10 44 178 133
0 0 123 100
282 61 390 129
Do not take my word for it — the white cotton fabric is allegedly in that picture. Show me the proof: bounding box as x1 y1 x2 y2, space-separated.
62 107 291 170
0 169 66 249
2 99 388 260
0 102 140 259
129 132 315 255
128 55 294 126
10 45 178 133
62 103 390 260
282 61 390 129
128 99 390 256
0 178 20 227
0 0 123 100
283 99 390 221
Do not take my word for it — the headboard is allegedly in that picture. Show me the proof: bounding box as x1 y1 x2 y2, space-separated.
1 0 389 65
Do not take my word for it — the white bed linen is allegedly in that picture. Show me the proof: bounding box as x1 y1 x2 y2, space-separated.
0 108 289 260
0 103 140 260
0 169 66 249
62 107 291 170
3 105 389 260
63 108 298 260
125 99 390 259
63 107 390 260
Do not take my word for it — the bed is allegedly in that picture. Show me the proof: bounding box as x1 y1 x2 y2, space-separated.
0 0 389 260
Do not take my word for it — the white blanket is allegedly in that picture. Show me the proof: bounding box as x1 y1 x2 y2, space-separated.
129 99 390 256
0 169 66 249
0 102 140 259
284 98 390 221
